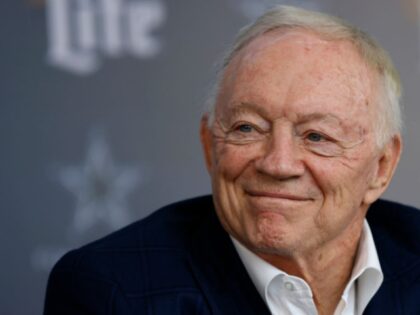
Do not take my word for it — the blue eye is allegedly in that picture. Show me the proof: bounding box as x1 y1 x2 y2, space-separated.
307 132 324 142
238 124 254 133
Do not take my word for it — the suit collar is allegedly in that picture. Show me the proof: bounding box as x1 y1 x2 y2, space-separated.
185 197 420 314
187 198 270 315
362 199 420 314
367 199 420 279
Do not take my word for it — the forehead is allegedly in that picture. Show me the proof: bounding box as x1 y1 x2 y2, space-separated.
218 29 379 123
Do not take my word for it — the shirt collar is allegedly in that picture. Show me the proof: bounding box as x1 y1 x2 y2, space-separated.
231 220 383 314
231 236 281 303
351 220 384 314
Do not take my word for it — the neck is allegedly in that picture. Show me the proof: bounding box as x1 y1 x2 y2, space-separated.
257 220 364 315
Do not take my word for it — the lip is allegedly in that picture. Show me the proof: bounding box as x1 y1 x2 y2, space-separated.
245 189 311 201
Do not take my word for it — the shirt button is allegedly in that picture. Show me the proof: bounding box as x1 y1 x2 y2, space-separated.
284 282 295 291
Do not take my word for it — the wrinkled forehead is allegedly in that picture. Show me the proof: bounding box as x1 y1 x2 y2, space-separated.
217 29 380 119
237 29 336 60
225 29 376 85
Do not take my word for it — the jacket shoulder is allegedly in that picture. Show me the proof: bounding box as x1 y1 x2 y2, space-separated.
52 195 214 271
85 195 214 250
367 199 420 255
44 196 214 314
367 199 420 277
365 200 420 313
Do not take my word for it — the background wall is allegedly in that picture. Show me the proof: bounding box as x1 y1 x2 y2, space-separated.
2 0 419 314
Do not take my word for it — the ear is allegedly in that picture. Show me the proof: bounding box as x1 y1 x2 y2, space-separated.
363 135 402 205
200 114 213 173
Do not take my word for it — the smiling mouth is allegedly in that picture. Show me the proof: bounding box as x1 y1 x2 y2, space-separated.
245 190 311 201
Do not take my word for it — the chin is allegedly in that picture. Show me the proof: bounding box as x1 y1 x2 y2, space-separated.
248 219 297 256
251 236 297 257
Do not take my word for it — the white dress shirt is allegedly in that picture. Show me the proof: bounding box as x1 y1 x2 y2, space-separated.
231 221 383 315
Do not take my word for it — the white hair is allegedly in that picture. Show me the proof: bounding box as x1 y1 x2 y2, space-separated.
205 5 402 147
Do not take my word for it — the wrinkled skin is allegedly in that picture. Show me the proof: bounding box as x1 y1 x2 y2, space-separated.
200 30 402 261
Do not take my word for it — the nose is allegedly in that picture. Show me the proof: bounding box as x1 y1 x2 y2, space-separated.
254 127 305 179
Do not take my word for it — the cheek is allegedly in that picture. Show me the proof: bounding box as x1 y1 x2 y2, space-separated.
212 143 260 180
309 153 376 209
210 143 264 244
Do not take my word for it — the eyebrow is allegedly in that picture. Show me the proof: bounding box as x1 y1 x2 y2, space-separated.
296 113 344 125
226 102 345 125
225 102 270 118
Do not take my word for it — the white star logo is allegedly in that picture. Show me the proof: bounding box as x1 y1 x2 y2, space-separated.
59 129 140 234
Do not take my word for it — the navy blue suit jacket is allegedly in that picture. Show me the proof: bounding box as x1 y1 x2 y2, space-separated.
44 196 420 314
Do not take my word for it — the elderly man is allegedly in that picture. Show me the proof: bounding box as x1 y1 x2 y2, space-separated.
44 6 420 315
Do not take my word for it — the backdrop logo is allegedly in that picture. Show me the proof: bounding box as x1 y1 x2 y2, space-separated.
58 129 140 234
31 129 144 271
46 0 166 75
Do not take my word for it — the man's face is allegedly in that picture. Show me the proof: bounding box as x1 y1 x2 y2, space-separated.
201 30 400 256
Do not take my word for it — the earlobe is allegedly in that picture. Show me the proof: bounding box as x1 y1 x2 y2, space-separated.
200 114 213 172
363 135 402 205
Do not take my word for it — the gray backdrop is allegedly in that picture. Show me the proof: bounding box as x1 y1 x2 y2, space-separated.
2 0 419 314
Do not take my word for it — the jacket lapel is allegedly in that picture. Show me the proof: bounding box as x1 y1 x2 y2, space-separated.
187 201 271 315
364 200 420 314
